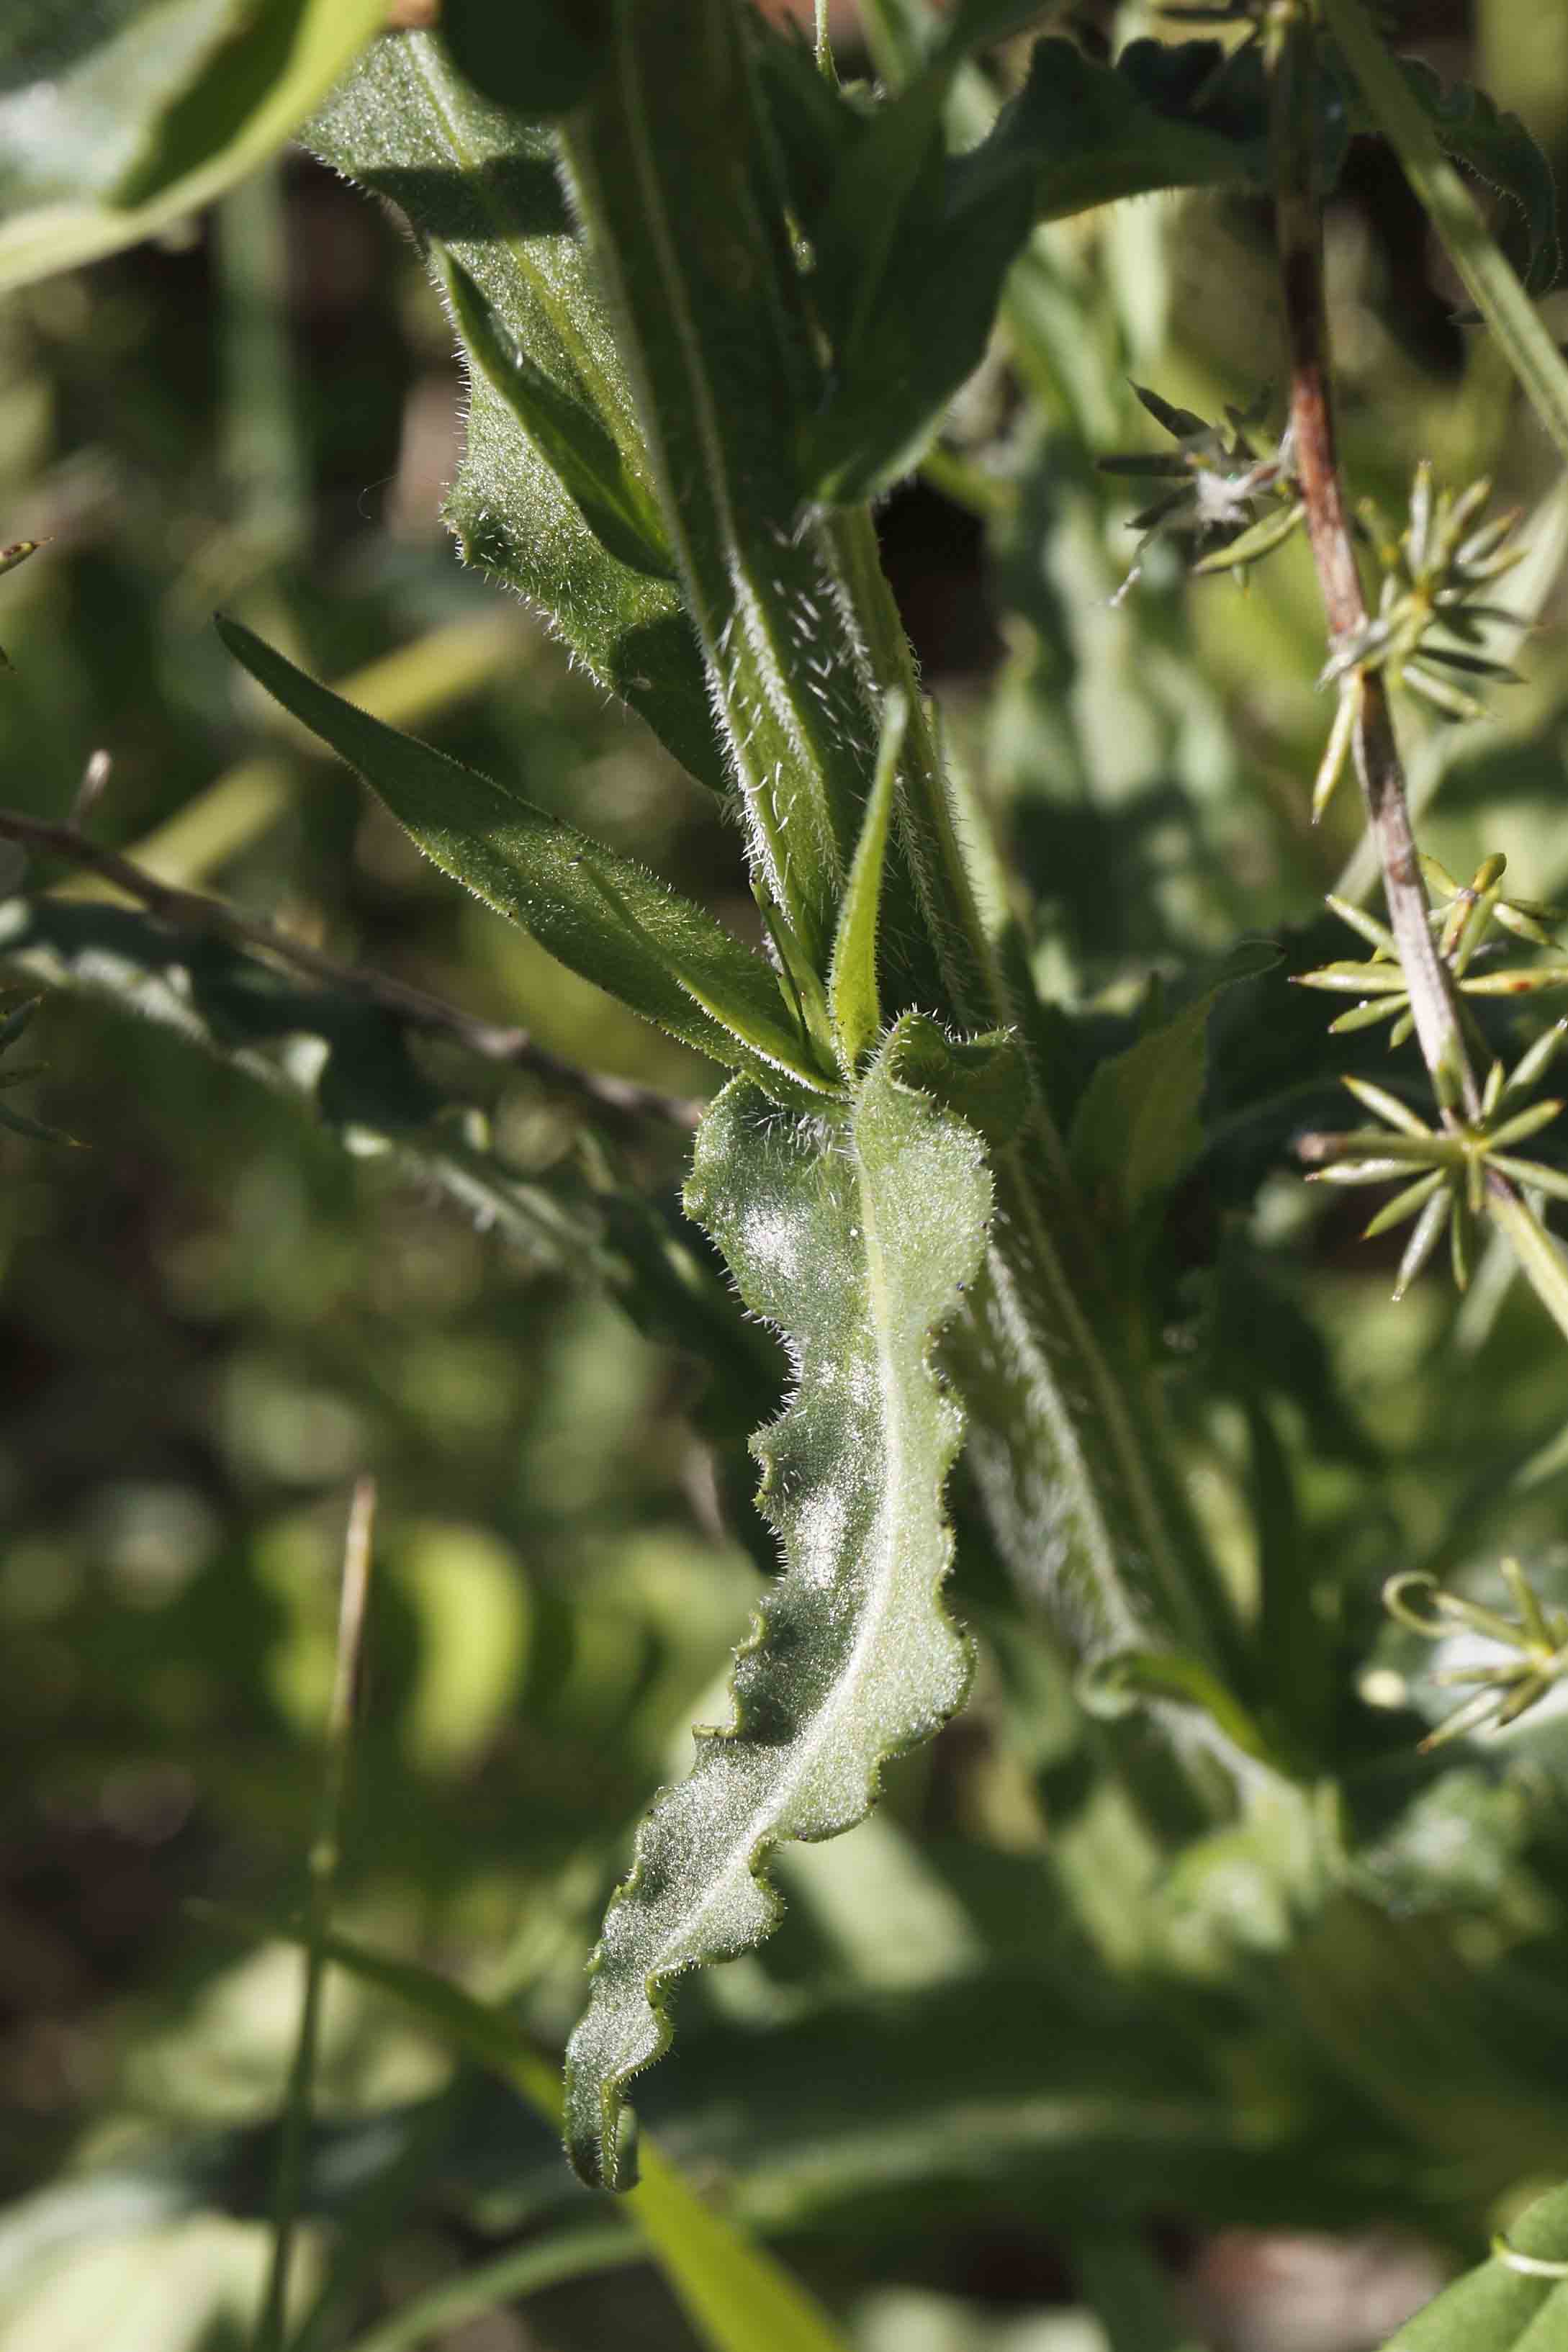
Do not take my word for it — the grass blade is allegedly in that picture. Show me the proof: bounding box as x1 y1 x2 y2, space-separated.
253 1478 376 2352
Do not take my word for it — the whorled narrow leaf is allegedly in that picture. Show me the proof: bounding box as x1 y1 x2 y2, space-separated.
563 1018 993 2189
305 29 724 793
217 618 834 1096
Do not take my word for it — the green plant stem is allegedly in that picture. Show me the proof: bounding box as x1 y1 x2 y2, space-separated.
253 1477 375 2352
814 0 834 78
832 515 1248 1709
1323 0 1568 469
560 4 869 971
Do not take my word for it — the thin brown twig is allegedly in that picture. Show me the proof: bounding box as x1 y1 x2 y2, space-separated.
1268 2 1481 1122
0 801 704 1131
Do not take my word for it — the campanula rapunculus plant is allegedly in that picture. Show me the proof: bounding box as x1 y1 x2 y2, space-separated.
9 1 1568 2346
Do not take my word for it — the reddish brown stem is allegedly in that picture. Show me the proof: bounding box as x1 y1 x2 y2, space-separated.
1269 9 1479 1119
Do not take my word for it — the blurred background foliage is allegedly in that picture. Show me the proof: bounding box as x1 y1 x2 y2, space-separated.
6 2 1568 2348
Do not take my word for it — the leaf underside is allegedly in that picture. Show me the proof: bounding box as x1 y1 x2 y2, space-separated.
563 1022 992 2189
305 30 725 793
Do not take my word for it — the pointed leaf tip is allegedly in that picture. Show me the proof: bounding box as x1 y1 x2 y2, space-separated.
215 616 826 1096
564 1022 993 2188
828 689 907 1073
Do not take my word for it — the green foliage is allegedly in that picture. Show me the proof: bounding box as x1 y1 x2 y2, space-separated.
1385 2183 1568 2348
1068 941 1277 1276
566 1026 991 2186
9 1 1568 2348
305 27 726 791
218 618 836 1096
439 0 610 119
0 0 386 290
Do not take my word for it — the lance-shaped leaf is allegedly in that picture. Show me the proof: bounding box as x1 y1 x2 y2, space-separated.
439 254 675 582
827 689 906 1072
563 1019 993 2189
306 30 724 793
217 619 834 1095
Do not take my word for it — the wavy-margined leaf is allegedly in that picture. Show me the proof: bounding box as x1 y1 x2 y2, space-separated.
218 618 834 1096
306 30 724 794
1384 58 1561 294
1381 2182 1568 2348
0 0 386 294
564 1019 993 2189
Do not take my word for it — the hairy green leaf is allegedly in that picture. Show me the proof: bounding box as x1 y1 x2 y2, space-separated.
561 0 885 971
564 1020 993 2188
1384 58 1561 295
439 253 674 582
783 33 1292 502
827 690 906 1072
0 0 385 293
217 618 834 1094
306 30 724 792
788 19 1343 500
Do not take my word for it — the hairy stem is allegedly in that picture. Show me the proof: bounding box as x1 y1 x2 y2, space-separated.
831 515 1247 1698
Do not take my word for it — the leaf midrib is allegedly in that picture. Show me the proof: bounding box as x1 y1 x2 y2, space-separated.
407 33 639 453
642 1107 932 1981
